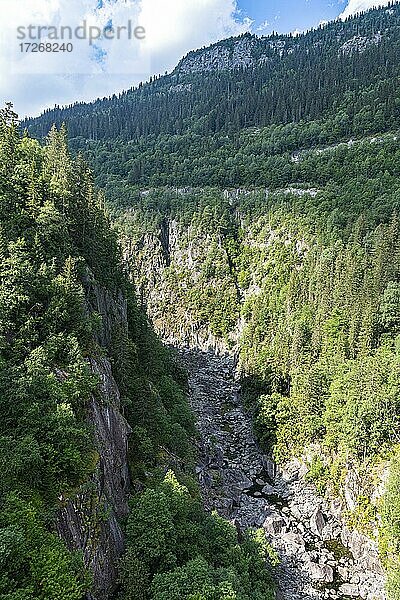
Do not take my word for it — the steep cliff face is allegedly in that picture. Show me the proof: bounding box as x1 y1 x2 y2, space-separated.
175 36 268 74
57 277 132 600
119 186 391 596
174 27 386 76
123 209 241 354
121 188 314 354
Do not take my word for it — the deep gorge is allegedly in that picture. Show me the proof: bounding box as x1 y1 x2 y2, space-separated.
5 4 400 598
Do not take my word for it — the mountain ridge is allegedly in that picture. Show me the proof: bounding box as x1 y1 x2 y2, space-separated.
23 2 400 144
8 4 400 599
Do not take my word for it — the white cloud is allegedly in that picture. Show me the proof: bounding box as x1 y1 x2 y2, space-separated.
257 19 270 33
0 0 250 118
339 0 394 20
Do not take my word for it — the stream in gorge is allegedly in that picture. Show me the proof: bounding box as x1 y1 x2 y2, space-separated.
178 349 386 600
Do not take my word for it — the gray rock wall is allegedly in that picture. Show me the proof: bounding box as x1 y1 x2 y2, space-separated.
56 278 131 600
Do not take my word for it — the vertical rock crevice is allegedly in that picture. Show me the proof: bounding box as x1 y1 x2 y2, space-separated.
56 278 132 600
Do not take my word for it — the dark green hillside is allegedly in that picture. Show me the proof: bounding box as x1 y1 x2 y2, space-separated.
112 140 400 595
22 4 400 197
24 4 400 144
18 4 400 598
0 105 275 600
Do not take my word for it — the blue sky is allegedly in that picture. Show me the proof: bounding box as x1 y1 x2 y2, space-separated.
240 0 346 34
0 0 391 117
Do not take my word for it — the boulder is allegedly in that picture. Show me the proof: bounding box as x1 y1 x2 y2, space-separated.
262 456 276 480
263 514 288 535
281 531 306 551
310 508 326 537
262 483 276 495
307 562 334 583
338 566 349 580
289 503 303 521
339 583 360 597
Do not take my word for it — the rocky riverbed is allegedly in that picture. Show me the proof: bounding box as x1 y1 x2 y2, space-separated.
179 349 386 600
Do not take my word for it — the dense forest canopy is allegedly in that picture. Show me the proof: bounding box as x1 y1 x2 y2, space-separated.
24 4 400 142
0 105 275 599
110 149 400 596
16 3 400 599
23 4 400 205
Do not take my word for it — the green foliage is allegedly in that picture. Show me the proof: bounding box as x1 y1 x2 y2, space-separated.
0 494 90 599
0 107 109 596
380 282 400 335
324 348 400 459
24 5 400 193
305 456 329 495
92 120 400 593
0 107 197 598
381 452 400 599
15 5 400 594
109 301 196 472
151 557 221 600
119 471 275 600
254 394 281 451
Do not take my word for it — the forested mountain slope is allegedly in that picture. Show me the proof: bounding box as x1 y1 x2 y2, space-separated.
24 3 400 196
116 141 400 598
20 4 400 599
0 105 275 600
25 3 400 144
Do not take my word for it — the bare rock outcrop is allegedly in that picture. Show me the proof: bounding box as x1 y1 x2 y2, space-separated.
180 348 387 600
57 278 131 600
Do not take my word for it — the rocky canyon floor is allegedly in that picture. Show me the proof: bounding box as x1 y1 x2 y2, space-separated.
178 349 386 600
